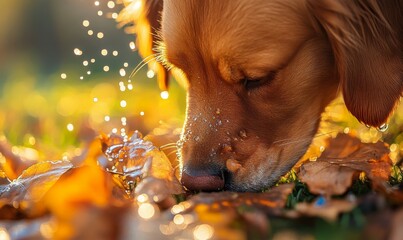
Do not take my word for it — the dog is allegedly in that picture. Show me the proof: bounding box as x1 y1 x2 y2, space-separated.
119 0 402 192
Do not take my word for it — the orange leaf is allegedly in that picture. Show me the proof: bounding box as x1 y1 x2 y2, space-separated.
299 134 392 196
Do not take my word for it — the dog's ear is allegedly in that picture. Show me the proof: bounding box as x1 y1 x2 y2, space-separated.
118 0 169 90
307 0 402 127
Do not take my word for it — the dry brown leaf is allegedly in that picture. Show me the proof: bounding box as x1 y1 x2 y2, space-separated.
299 134 392 196
122 184 293 240
189 183 294 216
0 138 39 179
294 198 356 222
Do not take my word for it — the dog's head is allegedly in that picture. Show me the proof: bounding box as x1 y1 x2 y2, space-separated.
126 0 402 191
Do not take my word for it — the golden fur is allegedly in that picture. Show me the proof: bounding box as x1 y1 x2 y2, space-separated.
120 0 403 191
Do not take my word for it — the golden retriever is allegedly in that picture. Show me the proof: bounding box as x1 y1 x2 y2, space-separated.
119 0 403 191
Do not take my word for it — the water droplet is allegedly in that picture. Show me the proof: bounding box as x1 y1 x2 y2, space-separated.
82 20 90 27
377 123 388 132
147 69 155 78
120 100 127 108
160 91 169 99
67 123 74 132
107 1 115 8
97 32 104 39
121 117 127 126
314 196 326 207
216 108 221 114
129 41 136 50
83 60 89 66
103 66 110 72
113 50 118 56
194 136 200 142
94 1 100 6
239 129 247 138
73 48 83 56
60 73 67 79
119 68 126 77
87 30 94 36
97 10 103 16
101 49 108 56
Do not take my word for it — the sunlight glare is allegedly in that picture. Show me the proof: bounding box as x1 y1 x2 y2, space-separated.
146 69 155 78
107 1 115 8
193 224 214 240
0 228 10 240
138 203 155 220
97 32 104 39
160 91 169 100
82 20 90 27
129 41 136 50
67 123 74 132
120 100 127 108
73 48 83 56
101 49 108 56
119 68 126 77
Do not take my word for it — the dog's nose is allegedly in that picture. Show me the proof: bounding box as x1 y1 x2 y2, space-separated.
181 167 224 191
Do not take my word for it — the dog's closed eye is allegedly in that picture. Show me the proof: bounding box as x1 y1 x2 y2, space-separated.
243 71 277 90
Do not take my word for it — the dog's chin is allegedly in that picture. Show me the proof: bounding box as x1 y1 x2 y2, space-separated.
223 161 296 192
223 144 311 192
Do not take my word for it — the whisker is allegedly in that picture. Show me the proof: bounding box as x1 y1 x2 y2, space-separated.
274 131 337 144
159 142 177 148
160 145 178 151
129 53 158 79
276 131 338 147
166 149 178 157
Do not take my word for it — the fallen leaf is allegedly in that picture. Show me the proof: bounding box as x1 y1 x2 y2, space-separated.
0 160 73 217
293 197 356 222
299 134 392 196
189 184 294 216
44 165 115 239
121 184 293 240
0 138 39 179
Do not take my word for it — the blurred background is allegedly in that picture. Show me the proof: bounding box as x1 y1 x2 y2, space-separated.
0 0 401 163
0 0 186 159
